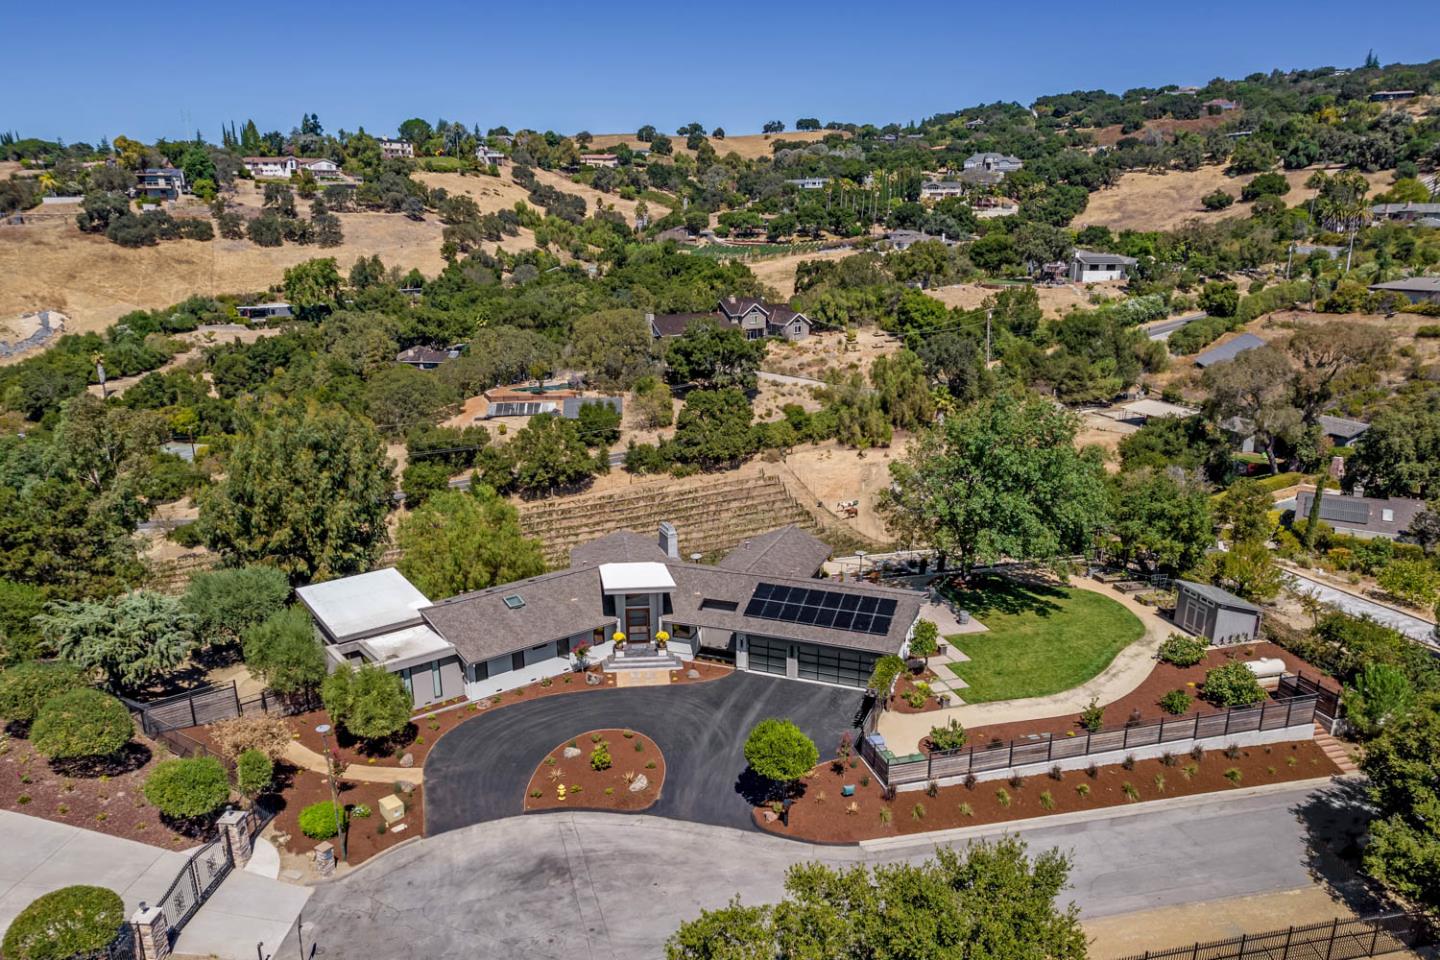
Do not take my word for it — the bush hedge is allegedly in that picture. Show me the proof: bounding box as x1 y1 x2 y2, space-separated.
0 661 86 724
1202 661 1267 707
143 757 230 818
866 655 907 695
299 800 347 840
234 749 275 799
1 885 124 960
30 689 133 759
1157 634 1209 667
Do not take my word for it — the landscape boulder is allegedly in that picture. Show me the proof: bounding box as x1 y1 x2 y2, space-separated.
563 746 582 759
398 753 414 768
628 774 649 793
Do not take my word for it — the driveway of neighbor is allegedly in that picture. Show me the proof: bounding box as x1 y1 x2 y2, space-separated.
1283 571 1438 647
285 780 1364 960
423 671 863 835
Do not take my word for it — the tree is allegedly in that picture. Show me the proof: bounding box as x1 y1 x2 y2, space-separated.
666 839 1085 960
1361 694 1440 911
321 663 411 742
1283 323 1387 424
364 365 455 439
1200 539 1283 602
1349 407 1440 500
1108 469 1214 574
1197 281 1239 318
631 376 674 429
1201 661 1266 707
397 488 545 598
909 619 939 665
1343 663 1415 739
31 689 133 759
182 566 290 645
574 400 622 448
233 749 274 804
1217 478 1273 544
881 394 1109 572
242 606 328 695
917 331 990 405
570 309 654 389
2 886 125 960
0 661 85 725
200 404 392 582
282 257 342 317
869 349 935 430
1302 475 1327 551
672 389 757 468
508 414 599 494
663 320 766 390
1377 559 1440 610
36 592 195 692
143 757 230 819
1202 346 1300 475
743 718 818 792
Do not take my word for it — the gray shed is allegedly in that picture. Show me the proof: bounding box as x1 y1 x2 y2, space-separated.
1174 580 1261 645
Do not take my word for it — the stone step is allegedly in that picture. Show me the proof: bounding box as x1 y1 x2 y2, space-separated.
602 656 683 673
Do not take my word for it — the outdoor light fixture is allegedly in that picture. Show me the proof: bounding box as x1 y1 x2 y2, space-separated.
315 724 347 862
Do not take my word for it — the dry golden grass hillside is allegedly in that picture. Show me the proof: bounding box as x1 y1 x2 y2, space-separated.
586 130 838 161
1078 164 1394 232
926 281 1107 317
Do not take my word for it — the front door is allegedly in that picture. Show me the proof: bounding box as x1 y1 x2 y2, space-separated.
624 595 652 645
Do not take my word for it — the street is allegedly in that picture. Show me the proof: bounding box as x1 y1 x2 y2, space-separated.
1284 571 1438 647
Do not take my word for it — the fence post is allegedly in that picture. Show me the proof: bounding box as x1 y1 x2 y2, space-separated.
1224 708 1231 738
1285 698 1294 728
189 696 197 729
1369 920 1380 956
1324 917 1340 960
1190 941 1199 960
1238 933 1247 960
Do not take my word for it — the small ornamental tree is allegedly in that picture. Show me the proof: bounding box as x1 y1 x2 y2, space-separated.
1343 663 1415 739
1157 633 1208 667
743 719 818 794
143 757 230 819
909 620 939 665
242 606 327 695
1201 661 1267 707
0 661 86 725
2 885 125 960
233 749 275 803
1079 698 1104 732
590 740 613 772
322 663 411 742
928 718 968 751
30 689 133 760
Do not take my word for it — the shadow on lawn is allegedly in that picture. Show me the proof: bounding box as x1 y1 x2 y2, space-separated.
942 574 1068 620
1291 778 1394 916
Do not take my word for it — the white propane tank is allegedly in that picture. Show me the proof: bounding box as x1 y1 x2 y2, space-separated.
1244 658 1287 681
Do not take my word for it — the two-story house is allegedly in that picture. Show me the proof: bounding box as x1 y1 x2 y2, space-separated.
135 168 186 200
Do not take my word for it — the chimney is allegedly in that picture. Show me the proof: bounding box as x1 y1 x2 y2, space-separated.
658 521 680 560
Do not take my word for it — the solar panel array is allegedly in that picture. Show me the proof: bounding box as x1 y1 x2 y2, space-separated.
1319 498 1371 525
743 583 897 636
487 401 557 418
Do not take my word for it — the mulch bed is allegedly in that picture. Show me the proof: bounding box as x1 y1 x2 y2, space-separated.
890 668 948 714
267 761 423 867
948 642 1339 751
0 728 202 850
524 728 665 813
756 739 1341 843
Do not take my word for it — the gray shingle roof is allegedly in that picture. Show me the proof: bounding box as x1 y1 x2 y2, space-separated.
570 530 669 567
1316 415 1370 442
1072 250 1139 266
1369 277 1440 293
421 568 612 664
1293 492 1426 538
716 526 832 578
1194 333 1265 367
1177 580 1261 614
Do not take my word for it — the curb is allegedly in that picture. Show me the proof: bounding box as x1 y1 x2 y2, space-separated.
856 775 1341 853
303 835 425 886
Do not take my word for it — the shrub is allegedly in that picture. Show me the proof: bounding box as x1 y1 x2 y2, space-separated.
1121 754 1136 771
1085 762 1098 778
963 773 977 790
2 885 125 960
1202 662 1266 707
1159 689 1193 715
866 655 906 694
0 661 86 725
1180 763 1199 780
879 807 893 824
926 780 939 797
143 757 229 819
1122 782 1140 801
927 718 968 752
299 800 347 840
234 749 274 800
1201 189 1235 210
321 663 411 741
1224 742 1242 759
911 802 926 821
1224 767 1243 785
1049 764 1063 781
1079 698 1104 732
1158 634 1208 667
209 715 293 761
1075 783 1091 798
958 802 974 817
1190 744 1205 762
1154 773 1167 793
1039 790 1055 810
995 788 1011 808
1161 751 1178 767
743 718 818 786
31 689 133 760
590 741 612 772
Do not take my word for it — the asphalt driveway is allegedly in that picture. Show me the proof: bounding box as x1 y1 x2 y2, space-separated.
424 671 864 834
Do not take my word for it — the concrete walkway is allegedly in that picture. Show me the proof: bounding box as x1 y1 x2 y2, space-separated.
283 740 424 784
877 577 1172 752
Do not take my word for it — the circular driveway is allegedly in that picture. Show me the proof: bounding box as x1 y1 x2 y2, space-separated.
424 672 865 834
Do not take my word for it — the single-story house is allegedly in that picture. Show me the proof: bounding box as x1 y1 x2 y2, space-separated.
300 523 924 707
579 153 619 168
1293 491 1428 541
379 139 414 160
236 302 294 323
475 145 507 166
1175 580 1260 644
1370 203 1440 223
242 157 342 180
395 346 455 370
785 177 830 190
1203 98 1239 112
1292 244 1344 259
1316 414 1370 447
649 297 812 342
1369 90 1415 102
962 152 1023 174
885 230 959 251
920 180 967 200
1368 277 1440 305
1194 333 1265 368
135 168 186 200
1069 250 1138 283
479 386 621 420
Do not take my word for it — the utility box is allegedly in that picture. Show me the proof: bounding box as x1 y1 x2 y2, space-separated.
378 794 406 825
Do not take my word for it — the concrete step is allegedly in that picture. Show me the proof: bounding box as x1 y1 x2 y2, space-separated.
602 656 684 673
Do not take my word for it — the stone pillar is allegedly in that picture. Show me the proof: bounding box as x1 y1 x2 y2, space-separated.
131 903 171 960
218 807 252 869
314 841 335 877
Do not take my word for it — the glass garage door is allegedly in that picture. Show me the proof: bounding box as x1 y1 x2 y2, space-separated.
746 636 789 676
796 642 878 688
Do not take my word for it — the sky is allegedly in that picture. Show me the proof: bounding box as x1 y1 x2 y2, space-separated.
3 0 1436 145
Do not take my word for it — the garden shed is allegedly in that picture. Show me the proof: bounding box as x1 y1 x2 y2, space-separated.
1175 581 1261 644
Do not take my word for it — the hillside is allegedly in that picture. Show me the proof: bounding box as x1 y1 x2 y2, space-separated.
585 130 837 161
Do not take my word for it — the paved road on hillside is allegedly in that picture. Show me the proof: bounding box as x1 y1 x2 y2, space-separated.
285 780 1372 960
1145 312 1207 341
1284 571 1438 648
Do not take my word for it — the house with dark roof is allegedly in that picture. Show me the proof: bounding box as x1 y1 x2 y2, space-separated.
962 152 1023 174
236 302 294 324
1317 415 1370 447
299 522 923 706
1194 333 1265 367
1068 250 1138 283
1371 203 1440 223
395 345 455 370
648 297 812 342
1368 277 1440 305
1293 491 1427 541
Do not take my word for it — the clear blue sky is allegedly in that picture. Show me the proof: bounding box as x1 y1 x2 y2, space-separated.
4 0 1435 144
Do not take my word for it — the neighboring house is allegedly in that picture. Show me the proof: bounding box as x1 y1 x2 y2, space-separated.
885 230 959 251
236 302 294 323
1194 333 1265 367
395 346 455 370
1069 250 1138 283
135 168 186 200
579 153 619 168
1317 415 1370 447
242 157 341 179
920 180 967 200
1370 203 1440 223
300 522 924 705
648 311 718 339
479 386 622 420
1368 277 1440 305
1175 581 1261 644
962 152 1023 173
1369 90 1415 102
785 177 830 190
973 196 1019 219
1203 98 1239 112
379 138 414 160
715 296 812 341
1105 398 1199 426
475 145 507 166
1293 491 1428 541
1292 243 1344 259
1218 415 1258 454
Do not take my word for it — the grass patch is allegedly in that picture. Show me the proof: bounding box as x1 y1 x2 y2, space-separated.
943 576 1144 703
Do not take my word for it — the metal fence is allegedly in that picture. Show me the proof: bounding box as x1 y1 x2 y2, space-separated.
123 680 319 737
860 687 1318 788
1278 670 1343 730
154 836 233 933
1116 911 1432 960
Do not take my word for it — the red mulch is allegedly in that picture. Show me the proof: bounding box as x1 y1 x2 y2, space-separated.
0 729 203 850
890 668 946 714
953 642 1338 751
756 739 1340 842
267 761 423 866
523 728 665 813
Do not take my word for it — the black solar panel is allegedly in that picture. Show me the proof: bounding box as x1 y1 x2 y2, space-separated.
744 582 896 636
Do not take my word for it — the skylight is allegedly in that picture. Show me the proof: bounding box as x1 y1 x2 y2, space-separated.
503 595 525 609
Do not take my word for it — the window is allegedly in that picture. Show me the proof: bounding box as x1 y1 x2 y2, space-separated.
503 595 525 609
473 660 489 681
432 661 442 698
399 668 412 696
557 637 571 657
511 651 525 671
593 628 605 644
1382 509 1394 522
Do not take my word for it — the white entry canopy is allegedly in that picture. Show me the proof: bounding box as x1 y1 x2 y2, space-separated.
598 562 676 594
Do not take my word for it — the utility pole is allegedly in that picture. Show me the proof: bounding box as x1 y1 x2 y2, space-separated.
985 309 993 365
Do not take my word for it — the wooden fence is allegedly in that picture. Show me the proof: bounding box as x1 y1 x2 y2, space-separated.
122 681 318 737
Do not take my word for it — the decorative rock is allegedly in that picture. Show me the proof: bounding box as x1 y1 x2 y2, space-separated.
395 780 417 795
585 672 603 686
563 746 582 759
628 774 648 793
762 810 778 823
686 669 700 680
398 753 415 768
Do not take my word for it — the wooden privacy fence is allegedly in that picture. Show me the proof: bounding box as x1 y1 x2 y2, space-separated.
122 680 318 737
1116 911 1432 960
861 687 1319 788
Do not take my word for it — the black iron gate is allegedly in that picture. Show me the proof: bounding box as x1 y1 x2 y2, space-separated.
154 837 233 934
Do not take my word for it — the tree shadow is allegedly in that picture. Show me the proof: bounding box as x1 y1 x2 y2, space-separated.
49 741 153 778
734 766 779 807
158 807 224 840
942 574 1068 620
337 722 418 760
1291 778 1397 915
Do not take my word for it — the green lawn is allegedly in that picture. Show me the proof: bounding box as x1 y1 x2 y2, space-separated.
943 576 1145 703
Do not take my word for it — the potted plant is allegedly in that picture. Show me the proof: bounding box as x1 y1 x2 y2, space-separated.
655 630 670 651
572 643 591 671
612 631 626 651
